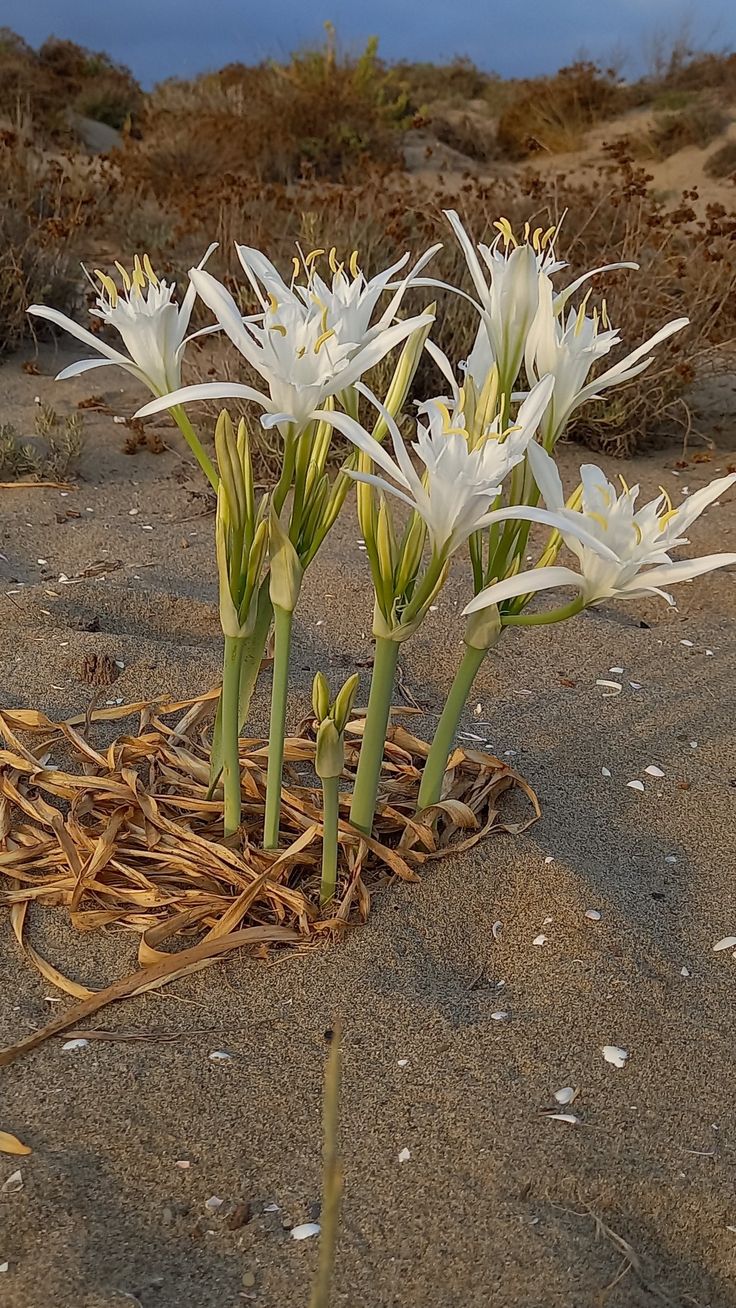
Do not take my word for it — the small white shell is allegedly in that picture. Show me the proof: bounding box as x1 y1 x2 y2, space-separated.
553 1086 578 1105
532 934 547 946
398 1147 411 1163
544 1112 580 1126
205 1196 224 1211
491 1011 510 1022
644 765 665 778
626 780 645 792
291 1222 321 1240
61 1038 89 1052
713 936 736 952
208 1050 232 1062
596 679 622 696
602 1045 628 1069
585 909 602 922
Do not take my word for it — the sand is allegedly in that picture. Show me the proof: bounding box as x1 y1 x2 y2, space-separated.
1 344 735 1308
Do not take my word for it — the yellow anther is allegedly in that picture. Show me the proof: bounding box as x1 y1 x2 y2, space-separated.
114 261 131 291
659 507 679 528
314 328 335 354
292 256 301 279
142 254 159 287
587 510 609 531
618 473 630 494
523 221 530 242
541 224 557 249
532 225 544 251
269 323 287 337
305 248 324 269
349 249 360 278
267 292 279 313
633 522 643 544
601 297 610 330
94 270 118 306
433 400 454 431
658 485 672 512
493 217 517 249
328 247 339 273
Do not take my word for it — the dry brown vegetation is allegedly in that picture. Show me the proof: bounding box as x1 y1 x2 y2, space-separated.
2 26 736 458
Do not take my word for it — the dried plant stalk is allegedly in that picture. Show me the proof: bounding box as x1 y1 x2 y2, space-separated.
0 692 539 1065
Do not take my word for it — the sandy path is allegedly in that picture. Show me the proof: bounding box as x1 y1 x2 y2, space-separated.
1 347 735 1307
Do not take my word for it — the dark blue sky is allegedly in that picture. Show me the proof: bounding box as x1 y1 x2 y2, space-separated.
3 0 733 86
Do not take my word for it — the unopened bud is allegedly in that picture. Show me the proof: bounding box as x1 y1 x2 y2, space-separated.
268 508 303 613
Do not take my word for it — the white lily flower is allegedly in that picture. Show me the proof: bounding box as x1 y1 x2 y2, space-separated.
28 246 218 397
525 273 689 445
414 211 636 392
464 441 736 613
135 247 437 431
313 375 619 562
237 241 441 346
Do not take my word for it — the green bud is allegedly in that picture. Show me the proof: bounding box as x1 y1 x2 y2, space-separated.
375 498 397 583
312 671 330 722
465 604 502 651
394 510 427 594
371 307 435 445
268 507 303 613
315 719 344 780
214 409 246 525
216 497 242 639
331 672 360 733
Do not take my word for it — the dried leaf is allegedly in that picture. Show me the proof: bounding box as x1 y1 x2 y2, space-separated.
0 1130 31 1156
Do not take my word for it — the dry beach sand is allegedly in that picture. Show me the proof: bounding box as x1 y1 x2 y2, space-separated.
1 345 735 1307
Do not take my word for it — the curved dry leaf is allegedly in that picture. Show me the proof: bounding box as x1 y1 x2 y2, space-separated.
0 1130 31 1156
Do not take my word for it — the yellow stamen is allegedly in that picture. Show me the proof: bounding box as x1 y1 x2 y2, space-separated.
349 249 360 278
328 247 339 273
94 270 118 306
142 254 159 287
494 217 517 249
587 510 609 531
267 293 279 313
658 485 673 513
618 474 630 494
532 225 544 251
269 324 287 337
114 261 131 292
633 522 643 544
305 248 324 269
659 507 679 528
541 224 557 249
292 256 301 280
601 297 610 330
433 400 454 431
314 327 335 353
523 221 530 242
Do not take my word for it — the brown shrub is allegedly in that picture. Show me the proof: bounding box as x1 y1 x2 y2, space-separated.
119 29 410 192
633 100 728 160
704 139 736 179
496 62 627 159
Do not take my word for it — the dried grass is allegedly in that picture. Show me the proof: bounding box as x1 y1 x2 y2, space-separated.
0 692 539 1065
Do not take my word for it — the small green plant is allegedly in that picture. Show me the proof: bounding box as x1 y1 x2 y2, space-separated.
0 407 84 480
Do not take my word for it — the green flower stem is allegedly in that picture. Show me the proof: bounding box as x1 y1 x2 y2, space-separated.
263 603 294 849
170 405 218 490
500 595 584 627
319 775 340 907
349 636 400 835
221 635 243 835
208 579 274 792
417 641 488 811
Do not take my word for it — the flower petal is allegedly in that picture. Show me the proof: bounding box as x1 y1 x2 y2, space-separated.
463 565 583 614
626 552 736 590
27 305 130 365
135 381 271 419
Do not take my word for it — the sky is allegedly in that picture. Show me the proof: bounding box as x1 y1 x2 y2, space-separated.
3 0 734 86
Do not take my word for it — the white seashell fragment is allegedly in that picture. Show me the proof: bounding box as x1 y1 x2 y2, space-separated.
61 1038 89 1052
490 1011 510 1022
712 936 736 952
596 679 622 696
585 909 602 922
626 780 645 792
545 1112 580 1125
601 767 612 777
208 1050 232 1062
291 1222 320 1240
602 1045 628 1069
553 1086 578 1105
644 765 665 778
205 1196 224 1211
492 920 502 940
398 1148 411 1163
532 934 546 946
1 1170 23 1195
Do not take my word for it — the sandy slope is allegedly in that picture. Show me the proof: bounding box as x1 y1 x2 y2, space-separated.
1 347 735 1307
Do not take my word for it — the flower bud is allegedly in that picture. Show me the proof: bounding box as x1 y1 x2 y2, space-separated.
268 507 303 613
312 671 330 722
464 604 502 651
331 672 360 733
315 719 343 780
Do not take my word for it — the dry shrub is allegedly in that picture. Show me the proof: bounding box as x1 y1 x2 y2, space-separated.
0 28 141 141
161 148 736 457
633 100 728 160
705 139 736 179
495 62 627 159
119 29 410 192
0 125 119 354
